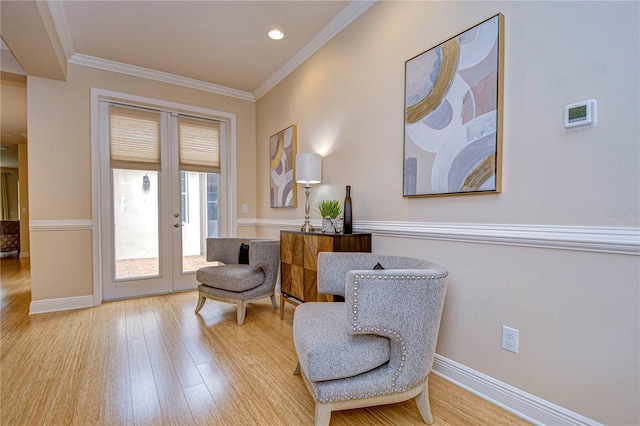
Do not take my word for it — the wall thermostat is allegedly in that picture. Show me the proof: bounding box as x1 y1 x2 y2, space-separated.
564 99 597 129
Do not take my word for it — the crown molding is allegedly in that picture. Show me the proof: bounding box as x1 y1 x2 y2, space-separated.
45 0 75 61
69 53 256 102
254 0 377 100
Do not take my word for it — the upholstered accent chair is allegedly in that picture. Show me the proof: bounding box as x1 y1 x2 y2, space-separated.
195 238 280 325
293 252 448 426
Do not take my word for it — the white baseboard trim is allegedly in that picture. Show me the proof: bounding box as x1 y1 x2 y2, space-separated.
432 355 603 426
29 295 94 315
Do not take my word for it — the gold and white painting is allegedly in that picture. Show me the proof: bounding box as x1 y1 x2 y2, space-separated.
403 14 503 197
270 125 297 208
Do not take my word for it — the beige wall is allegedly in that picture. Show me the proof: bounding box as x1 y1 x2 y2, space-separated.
28 64 256 300
256 1 639 424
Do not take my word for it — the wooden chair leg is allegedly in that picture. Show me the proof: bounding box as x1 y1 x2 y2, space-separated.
195 293 206 313
314 402 332 426
415 380 434 424
270 294 278 309
293 361 301 375
236 300 247 325
280 293 285 320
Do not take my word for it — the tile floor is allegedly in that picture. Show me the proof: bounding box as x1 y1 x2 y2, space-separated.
115 255 210 279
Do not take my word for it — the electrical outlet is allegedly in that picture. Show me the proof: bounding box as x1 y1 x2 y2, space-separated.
502 326 519 353
241 204 249 214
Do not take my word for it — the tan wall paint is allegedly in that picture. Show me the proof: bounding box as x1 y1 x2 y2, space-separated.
28 64 256 299
256 1 639 424
29 229 93 300
257 2 639 227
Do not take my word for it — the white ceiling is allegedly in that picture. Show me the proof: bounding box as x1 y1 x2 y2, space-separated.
0 0 375 156
62 1 352 94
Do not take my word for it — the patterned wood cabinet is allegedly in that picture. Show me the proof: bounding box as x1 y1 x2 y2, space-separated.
280 230 371 304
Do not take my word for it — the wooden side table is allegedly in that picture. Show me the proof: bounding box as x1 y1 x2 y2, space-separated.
280 230 371 318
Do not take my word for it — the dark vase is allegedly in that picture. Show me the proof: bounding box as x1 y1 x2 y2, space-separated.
343 185 352 234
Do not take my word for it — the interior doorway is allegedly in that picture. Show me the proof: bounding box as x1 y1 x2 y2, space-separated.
0 72 29 260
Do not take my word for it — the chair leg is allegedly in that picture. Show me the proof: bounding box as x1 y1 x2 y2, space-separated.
314 402 332 426
280 293 285 320
270 294 278 309
293 360 301 375
415 380 434 424
236 300 247 325
195 293 206 313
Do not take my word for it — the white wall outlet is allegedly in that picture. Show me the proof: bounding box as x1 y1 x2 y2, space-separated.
241 204 249 214
502 326 519 353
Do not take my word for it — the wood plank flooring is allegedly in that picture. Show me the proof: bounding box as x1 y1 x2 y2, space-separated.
0 257 530 425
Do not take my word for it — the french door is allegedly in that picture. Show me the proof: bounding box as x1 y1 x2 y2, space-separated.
100 101 226 300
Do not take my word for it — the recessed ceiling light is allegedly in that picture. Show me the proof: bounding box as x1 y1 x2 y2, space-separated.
268 29 284 40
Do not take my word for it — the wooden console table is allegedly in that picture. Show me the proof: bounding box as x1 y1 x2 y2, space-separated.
280 230 371 319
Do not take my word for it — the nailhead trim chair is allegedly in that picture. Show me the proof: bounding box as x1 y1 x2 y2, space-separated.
293 252 448 426
195 238 280 325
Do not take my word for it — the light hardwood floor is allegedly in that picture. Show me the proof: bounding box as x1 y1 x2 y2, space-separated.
1 257 530 425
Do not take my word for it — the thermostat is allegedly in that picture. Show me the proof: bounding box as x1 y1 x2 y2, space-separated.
564 99 597 129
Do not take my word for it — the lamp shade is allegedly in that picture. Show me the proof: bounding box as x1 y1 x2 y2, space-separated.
295 153 322 184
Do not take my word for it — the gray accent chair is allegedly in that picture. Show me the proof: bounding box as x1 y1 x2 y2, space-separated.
195 238 280 325
293 252 448 426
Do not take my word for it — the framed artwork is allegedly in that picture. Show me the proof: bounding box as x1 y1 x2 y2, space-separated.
270 125 297 208
403 14 504 197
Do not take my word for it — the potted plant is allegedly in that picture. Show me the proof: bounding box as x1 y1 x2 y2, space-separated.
315 200 343 234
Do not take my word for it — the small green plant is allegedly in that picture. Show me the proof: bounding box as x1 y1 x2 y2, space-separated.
315 199 343 219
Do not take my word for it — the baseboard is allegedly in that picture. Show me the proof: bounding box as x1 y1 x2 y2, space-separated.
432 355 603 426
29 295 95 315
19 251 29 258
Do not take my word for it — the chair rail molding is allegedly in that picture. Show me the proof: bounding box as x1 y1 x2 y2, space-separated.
249 219 639 255
30 219 93 231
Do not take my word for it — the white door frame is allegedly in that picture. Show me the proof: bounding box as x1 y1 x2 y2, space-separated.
90 88 237 305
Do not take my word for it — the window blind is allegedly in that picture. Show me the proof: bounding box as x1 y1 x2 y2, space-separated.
178 116 220 173
109 105 161 170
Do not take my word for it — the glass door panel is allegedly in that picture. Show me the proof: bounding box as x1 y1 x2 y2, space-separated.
112 169 160 280
180 171 219 273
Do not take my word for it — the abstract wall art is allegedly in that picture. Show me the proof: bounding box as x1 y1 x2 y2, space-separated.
270 125 297 208
403 14 504 197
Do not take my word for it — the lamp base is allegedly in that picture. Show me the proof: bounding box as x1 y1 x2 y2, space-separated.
300 183 315 233
300 222 315 233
